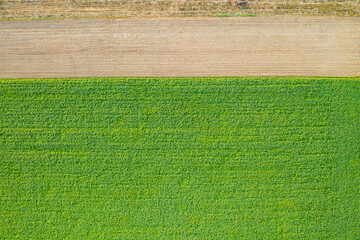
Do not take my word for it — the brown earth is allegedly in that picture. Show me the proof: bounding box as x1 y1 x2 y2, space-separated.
0 0 359 20
0 17 359 78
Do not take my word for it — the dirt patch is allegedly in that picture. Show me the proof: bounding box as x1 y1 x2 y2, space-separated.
0 17 359 78
0 0 359 20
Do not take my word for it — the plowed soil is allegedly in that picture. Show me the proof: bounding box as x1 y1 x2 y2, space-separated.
0 17 359 78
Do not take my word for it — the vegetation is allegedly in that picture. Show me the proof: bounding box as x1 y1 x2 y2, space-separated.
212 13 256 17
0 0 358 20
0 77 359 238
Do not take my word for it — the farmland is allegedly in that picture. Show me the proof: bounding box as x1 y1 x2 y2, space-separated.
1 17 359 78
0 77 359 239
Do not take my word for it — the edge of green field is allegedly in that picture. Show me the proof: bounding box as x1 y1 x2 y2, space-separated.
1 76 359 85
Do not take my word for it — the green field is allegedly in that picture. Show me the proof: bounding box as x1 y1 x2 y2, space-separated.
0 77 359 239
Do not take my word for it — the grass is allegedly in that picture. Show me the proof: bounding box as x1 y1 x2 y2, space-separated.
0 77 359 239
212 13 257 17
0 14 257 21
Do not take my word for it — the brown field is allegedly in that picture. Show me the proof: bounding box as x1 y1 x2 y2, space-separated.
0 0 359 20
0 17 359 78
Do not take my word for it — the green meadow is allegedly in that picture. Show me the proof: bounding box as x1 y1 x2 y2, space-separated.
0 77 359 239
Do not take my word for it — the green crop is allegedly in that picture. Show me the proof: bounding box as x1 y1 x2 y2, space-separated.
0 77 359 239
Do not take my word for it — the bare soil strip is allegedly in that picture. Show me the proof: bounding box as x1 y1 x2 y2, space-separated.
0 17 359 78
